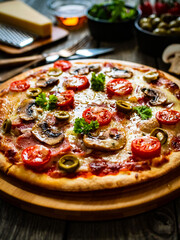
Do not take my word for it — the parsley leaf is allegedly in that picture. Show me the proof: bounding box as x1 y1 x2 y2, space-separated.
74 117 99 135
133 106 152 120
91 72 106 91
35 92 58 111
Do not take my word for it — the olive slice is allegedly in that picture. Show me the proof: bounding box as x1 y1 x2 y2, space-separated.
58 155 79 172
150 127 168 145
2 119 12 134
54 111 70 120
48 67 62 77
116 100 132 113
143 71 159 81
26 88 42 98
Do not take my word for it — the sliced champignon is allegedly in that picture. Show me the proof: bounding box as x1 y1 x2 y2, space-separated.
83 128 126 151
32 120 64 145
107 67 133 78
69 65 89 75
89 64 101 73
36 76 59 88
17 99 38 121
141 87 167 105
138 118 160 133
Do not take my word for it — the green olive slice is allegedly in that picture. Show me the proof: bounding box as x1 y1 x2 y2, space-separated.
48 67 62 77
2 119 12 134
26 88 42 98
143 71 159 81
116 100 132 113
54 111 70 120
58 155 79 172
150 127 168 145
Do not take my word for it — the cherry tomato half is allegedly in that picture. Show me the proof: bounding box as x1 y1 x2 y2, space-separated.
83 107 112 126
156 109 180 125
55 90 74 107
131 136 161 159
106 78 133 96
64 75 89 91
22 145 51 168
54 60 72 71
10 80 30 92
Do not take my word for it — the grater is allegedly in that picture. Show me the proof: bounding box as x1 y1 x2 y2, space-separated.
0 23 37 48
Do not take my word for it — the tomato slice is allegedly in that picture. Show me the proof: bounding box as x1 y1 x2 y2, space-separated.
55 90 74 107
10 80 30 92
156 109 180 125
64 75 89 91
83 107 112 126
22 145 51 168
54 60 72 71
131 136 161 159
106 78 133 96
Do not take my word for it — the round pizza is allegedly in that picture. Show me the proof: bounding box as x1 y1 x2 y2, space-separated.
0 59 179 191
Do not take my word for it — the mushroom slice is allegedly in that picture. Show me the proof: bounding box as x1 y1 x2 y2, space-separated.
32 120 64 145
141 87 167 105
69 65 89 75
17 99 38 121
36 76 59 88
89 64 101 73
138 118 160 133
107 67 133 78
83 128 126 151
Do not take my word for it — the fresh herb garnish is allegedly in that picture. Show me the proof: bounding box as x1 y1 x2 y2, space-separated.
74 117 99 135
91 72 106 91
35 92 58 110
133 106 152 120
89 0 136 23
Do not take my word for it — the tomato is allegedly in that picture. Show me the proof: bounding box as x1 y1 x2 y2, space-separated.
139 1 153 16
54 60 72 71
156 109 180 125
106 78 133 96
131 136 161 159
55 90 74 107
83 107 112 126
64 75 89 91
10 80 30 92
22 145 51 168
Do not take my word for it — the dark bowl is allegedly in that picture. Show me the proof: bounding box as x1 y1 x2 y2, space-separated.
87 5 140 42
134 18 180 56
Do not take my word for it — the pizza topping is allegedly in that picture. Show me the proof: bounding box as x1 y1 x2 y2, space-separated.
64 75 89 91
55 90 74 107
141 88 167 105
10 79 30 92
54 60 72 71
116 100 133 113
69 64 101 75
32 120 64 145
54 111 70 120
171 135 180 151
106 78 133 96
26 88 42 98
74 117 99 135
138 118 160 133
131 136 161 159
88 64 101 73
150 128 168 145
133 106 152 120
107 67 133 79
36 76 59 88
83 107 112 126
2 119 12 134
58 155 79 172
143 70 159 82
156 109 180 125
83 128 126 151
36 93 58 110
22 145 51 168
90 72 106 92
48 67 62 77
17 99 38 121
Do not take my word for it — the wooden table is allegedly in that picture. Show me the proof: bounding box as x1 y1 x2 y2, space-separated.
0 0 180 239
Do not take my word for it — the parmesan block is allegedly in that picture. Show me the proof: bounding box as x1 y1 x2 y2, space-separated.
0 1 52 37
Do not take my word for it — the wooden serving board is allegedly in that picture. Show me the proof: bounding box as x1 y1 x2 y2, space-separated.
0 26 69 55
0 167 180 221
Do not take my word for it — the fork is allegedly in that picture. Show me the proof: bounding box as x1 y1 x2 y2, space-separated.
0 35 90 82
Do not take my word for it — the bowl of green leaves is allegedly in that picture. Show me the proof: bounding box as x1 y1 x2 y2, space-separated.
87 0 140 41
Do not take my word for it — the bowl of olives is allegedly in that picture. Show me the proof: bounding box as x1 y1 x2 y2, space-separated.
135 13 180 56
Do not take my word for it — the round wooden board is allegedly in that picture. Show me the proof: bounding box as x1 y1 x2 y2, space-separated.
0 167 180 221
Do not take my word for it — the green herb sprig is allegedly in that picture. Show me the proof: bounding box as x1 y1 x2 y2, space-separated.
74 117 99 135
35 92 58 111
133 106 152 120
91 72 106 92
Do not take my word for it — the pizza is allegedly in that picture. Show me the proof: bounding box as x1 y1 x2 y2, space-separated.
0 59 179 192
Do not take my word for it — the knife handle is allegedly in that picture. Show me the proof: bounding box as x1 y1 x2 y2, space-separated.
0 55 42 67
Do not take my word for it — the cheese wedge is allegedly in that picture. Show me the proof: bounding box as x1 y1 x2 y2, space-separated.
0 1 52 37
